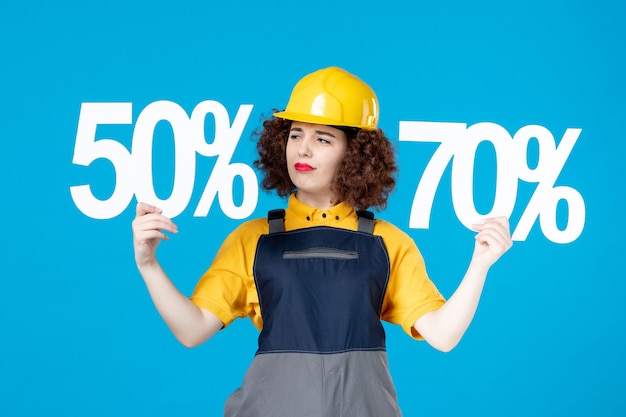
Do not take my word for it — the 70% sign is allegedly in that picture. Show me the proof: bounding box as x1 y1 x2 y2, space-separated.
70 101 258 220
399 121 585 244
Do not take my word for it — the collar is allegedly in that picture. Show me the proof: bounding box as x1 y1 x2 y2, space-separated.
285 194 356 227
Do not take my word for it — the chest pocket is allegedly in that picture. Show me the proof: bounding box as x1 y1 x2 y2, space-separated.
283 247 359 260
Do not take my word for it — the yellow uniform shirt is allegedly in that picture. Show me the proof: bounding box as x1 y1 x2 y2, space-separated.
191 194 445 339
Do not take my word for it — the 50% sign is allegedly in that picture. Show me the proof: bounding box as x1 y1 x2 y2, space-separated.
70 101 258 220
399 121 585 244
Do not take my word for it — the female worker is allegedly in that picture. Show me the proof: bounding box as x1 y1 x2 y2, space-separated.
132 66 512 416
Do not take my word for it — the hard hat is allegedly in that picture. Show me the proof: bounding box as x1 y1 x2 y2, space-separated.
274 67 379 130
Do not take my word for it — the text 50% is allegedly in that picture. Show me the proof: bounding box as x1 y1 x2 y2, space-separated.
70 101 258 220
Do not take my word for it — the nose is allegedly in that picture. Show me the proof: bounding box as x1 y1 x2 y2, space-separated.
298 136 312 157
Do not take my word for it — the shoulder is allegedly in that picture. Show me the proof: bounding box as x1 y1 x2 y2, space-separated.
373 217 424 259
212 217 269 261
372 218 412 242
227 217 268 240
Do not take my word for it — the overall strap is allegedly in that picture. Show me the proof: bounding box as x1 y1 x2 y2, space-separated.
267 209 285 234
356 210 375 234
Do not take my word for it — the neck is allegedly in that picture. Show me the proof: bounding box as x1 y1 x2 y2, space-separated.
294 191 339 210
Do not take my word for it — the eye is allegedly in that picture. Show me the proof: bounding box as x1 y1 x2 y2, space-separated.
289 133 301 140
317 137 330 144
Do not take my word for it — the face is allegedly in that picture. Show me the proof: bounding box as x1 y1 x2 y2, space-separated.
286 122 348 209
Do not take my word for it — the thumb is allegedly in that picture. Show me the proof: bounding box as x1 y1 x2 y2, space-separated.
136 201 162 216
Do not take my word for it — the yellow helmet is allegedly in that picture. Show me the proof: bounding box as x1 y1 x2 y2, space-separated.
274 66 379 130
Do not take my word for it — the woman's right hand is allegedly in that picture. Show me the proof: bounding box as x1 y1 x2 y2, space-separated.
132 202 178 266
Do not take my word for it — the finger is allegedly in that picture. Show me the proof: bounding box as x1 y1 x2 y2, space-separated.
474 218 511 237
472 216 509 229
475 227 512 251
132 214 178 235
475 234 507 258
136 201 163 217
134 217 178 234
136 229 171 242
483 216 510 230
476 222 509 241
475 230 505 247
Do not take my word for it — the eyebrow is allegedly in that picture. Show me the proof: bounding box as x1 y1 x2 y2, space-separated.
290 127 337 138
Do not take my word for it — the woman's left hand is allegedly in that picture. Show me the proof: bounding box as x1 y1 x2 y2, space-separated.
470 217 513 270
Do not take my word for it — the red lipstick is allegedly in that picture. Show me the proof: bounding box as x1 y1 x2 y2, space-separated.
295 163 314 172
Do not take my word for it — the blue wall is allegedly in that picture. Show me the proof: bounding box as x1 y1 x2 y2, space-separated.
2 1 625 415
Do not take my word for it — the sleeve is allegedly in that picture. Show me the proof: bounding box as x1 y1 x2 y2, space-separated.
377 221 446 340
190 220 264 328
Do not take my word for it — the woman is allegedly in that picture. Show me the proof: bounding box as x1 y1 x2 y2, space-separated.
132 67 512 416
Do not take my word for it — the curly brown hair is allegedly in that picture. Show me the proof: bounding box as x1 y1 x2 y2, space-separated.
253 116 397 210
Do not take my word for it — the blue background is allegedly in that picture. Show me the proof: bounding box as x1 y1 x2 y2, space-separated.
2 1 625 416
